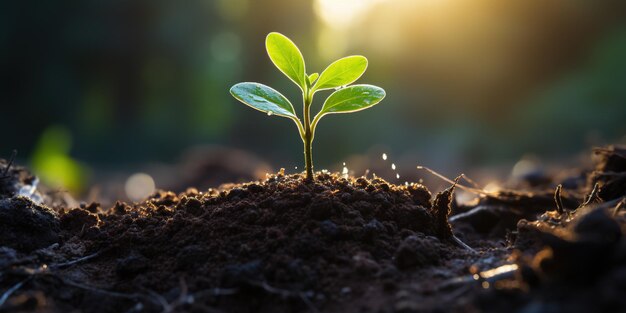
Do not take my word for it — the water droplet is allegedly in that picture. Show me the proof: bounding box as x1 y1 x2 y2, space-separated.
391 163 396 170
267 111 273 116
295 166 298 170
252 95 268 103
382 153 387 160
396 173 400 179
362 91 370 95
342 162 346 166
342 167 348 175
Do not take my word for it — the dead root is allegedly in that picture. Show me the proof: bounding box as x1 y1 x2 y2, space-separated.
141 277 194 313
0 277 30 307
248 281 320 313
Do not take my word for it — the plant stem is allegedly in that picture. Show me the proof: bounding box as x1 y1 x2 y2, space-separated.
304 133 313 181
303 90 314 181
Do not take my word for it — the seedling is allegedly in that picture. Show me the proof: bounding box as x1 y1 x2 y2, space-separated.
230 32 385 181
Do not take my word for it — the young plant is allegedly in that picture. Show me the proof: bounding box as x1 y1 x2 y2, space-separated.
230 32 385 181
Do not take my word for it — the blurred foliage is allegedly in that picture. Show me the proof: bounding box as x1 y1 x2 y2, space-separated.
514 28 626 156
0 0 625 188
31 126 89 193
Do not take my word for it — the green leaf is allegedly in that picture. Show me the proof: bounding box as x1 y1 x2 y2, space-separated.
230 82 297 118
266 32 307 90
316 84 385 117
313 56 368 92
308 73 319 85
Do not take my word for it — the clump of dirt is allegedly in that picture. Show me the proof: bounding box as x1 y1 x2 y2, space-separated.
589 145 626 201
0 197 59 252
0 153 37 199
0 155 60 252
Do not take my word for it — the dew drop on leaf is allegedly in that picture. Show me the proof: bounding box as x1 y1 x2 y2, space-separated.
267 111 273 116
252 95 269 103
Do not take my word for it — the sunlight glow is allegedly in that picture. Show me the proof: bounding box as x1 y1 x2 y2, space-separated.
314 0 385 30
316 27 349 60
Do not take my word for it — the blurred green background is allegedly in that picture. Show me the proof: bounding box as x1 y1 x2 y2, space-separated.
1 0 625 196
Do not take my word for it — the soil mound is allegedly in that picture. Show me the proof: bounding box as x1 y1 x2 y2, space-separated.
87 172 457 311
2 171 460 313
3 146 626 313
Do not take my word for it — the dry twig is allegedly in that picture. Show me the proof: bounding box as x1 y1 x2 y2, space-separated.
0 150 17 180
249 281 319 313
613 198 626 216
0 277 30 307
50 252 101 269
554 184 564 214
581 182 601 208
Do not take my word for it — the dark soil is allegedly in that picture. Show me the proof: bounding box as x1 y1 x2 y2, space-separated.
1 146 626 313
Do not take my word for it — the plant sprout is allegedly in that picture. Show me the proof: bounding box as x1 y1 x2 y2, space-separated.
230 32 385 181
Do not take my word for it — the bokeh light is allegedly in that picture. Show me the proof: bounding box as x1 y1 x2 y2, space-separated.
125 173 156 202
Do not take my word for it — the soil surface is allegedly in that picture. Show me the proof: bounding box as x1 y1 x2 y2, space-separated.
1 146 626 313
